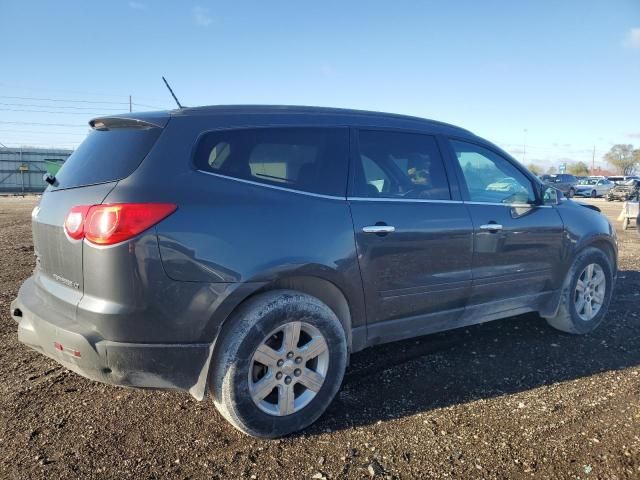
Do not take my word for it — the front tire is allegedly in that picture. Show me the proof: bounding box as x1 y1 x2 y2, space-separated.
545 247 614 334
210 290 348 438
590 189 597 198
568 188 575 198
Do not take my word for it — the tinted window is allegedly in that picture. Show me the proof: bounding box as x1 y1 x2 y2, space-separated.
450 140 535 204
352 130 451 200
194 128 348 196
54 127 161 189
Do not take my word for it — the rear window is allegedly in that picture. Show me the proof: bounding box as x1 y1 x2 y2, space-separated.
194 127 349 196
53 127 161 189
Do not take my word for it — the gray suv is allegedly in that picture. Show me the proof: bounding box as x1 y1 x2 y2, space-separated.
11 106 617 437
540 173 578 198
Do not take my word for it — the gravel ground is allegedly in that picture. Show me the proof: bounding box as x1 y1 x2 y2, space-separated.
0 196 638 479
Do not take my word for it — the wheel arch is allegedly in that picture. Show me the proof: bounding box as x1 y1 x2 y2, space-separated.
540 235 617 319
262 276 353 351
578 236 617 273
214 274 356 354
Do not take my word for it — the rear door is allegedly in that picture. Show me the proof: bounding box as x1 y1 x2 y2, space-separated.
348 129 473 342
31 116 165 318
445 139 564 316
597 179 611 195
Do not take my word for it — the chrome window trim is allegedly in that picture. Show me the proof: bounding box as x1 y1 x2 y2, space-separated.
194 172 556 207
346 197 553 208
347 197 463 204
196 170 345 200
464 201 552 208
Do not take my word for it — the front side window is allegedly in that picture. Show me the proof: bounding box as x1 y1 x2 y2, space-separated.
194 127 348 196
352 130 451 200
450 140 535 204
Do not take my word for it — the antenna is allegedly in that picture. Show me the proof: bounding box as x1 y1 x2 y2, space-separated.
162 76 184 109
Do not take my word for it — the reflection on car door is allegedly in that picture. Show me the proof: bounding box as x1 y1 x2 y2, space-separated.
348 129 474 344
446 139 565 321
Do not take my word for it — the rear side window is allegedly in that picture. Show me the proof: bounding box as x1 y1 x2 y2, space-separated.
194 128 349 196
54 127 161 189
352 130 451 200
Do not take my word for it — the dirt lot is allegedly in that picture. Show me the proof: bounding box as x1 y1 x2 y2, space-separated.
0 196 638 479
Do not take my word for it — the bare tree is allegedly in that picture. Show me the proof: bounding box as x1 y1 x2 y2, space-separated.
547 166 557 174
567 161 590 176
526 163 543 175
604 144 639 175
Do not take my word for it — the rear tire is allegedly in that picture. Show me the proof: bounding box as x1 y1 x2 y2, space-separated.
210 290 348 438
544 247 613 334
590 189 597 198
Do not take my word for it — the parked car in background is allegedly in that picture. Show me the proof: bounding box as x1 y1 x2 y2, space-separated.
607 175 640 185
575 177 615 198
540 173 578 198
10 105 618 438
606 179 640 201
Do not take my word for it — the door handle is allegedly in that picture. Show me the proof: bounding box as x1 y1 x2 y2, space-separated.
479 223 503 232
363 225 395 234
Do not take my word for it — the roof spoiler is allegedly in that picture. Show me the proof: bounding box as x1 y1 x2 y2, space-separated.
89 112 169 130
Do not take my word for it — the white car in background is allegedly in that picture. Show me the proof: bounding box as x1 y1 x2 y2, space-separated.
607 175 640 185
574 177 614 198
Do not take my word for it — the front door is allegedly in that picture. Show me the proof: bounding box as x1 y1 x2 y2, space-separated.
446 139 565 317
348 129 474 343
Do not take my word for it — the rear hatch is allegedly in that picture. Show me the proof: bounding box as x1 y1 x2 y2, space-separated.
31 114 167 318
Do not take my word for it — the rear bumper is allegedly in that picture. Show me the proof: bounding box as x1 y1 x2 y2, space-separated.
11 277 211 397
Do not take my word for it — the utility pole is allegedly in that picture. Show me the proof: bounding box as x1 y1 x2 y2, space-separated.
129 95 132 112
591 145 595 173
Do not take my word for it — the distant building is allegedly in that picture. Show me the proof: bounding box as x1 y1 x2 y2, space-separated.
590 166 616 177
0 147 73 194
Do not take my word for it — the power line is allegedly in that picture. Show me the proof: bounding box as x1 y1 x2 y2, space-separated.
1 136 84 143
0 121 86 127
0 94 130 105
0 108 111 115
0 83 171 104
1 142 78 147
0 129 88 136
132 102 166 110
0 101 124 111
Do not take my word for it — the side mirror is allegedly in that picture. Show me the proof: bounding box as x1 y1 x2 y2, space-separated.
542 185 560 205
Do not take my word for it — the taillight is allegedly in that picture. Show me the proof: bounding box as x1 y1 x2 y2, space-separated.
64 205 90 240
64 203 176 246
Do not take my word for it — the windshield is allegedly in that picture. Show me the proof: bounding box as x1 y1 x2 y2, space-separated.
579 179 599 185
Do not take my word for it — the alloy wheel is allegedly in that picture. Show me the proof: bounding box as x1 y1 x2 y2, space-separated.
248 321 329 416
574 263 606 321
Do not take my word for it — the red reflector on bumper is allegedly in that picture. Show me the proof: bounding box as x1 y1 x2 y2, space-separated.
53 342 81 357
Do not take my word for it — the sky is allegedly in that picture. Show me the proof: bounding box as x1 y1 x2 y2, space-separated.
1 0 639 171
